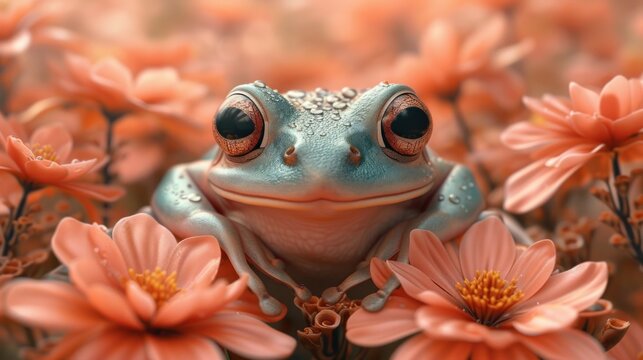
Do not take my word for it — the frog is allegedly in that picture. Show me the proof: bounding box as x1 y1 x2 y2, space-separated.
151 81 484 316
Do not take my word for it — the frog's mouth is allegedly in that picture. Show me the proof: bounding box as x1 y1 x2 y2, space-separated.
209 182 433 211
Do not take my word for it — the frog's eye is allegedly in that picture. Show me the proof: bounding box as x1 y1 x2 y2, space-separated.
379 93 432 159
213 94 265 158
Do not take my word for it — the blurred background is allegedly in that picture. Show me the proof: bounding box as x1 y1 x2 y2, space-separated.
1 0 643 330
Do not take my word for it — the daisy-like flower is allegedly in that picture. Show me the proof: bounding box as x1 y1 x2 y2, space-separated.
0 118 122 202
502 75 643 213
3 213 296 359
55 54 207 120
347 217 608 359
393 13 531 101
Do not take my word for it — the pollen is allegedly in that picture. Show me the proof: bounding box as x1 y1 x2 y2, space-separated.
128 267 180 307
455 270 524 326
30 143 58 162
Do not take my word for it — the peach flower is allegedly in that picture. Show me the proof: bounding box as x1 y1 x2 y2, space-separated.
0 117 122 201
502 75 643 213
0 0 40 59
3 213 296 359
347 217 608 359
393 13 531 100
55 54 207 120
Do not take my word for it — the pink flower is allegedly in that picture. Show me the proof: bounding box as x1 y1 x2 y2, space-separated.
393 13 531 101
3 213 296 359
347 217 608 359
55 54 207 119
0 116 123 202
502 75 643 213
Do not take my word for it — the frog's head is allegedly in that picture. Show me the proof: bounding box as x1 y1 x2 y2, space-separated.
208 81 436 211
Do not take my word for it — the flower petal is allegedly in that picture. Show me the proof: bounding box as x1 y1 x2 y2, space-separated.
58 182 125 202
518 329 606 360
165 235 221 289
568 112 611 142
145 333 225 360
544 143 605 168
610 108 643 141
504 158 586 213
70 327 147 360
408 229 463 298
125 281 156 322
4 281 104 331
112 213 176 272
370 257 393 289
460 217 516 279
52 217 127 276
516 262 608 312
470 343 538 360
511 303 578 336
346 295 421 347
392 336 472 360
599 75 630 119
23 159 68 182
388 261 455 303
152 281 228 328
183 313 296 359
569 82 599 114
85 284 144 330
506 240 557 300
29 124 73 162
459 14 506 73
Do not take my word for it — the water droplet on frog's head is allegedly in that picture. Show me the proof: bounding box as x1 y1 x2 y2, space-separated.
288 123 296 128
325 95 338 103
343 122 352 127
306 129 315 135
319 132 327 137
286 90 305 98
253 80 266 88
333 102 347 110
188 194 202 202
331 114 340 121
438 194 445 201
448 194 461 204
341 87 357 98
315 87 328 95
180 194 188 199
302 101 315 110
460 185 468 190
310 108 323 115
379 81 390 87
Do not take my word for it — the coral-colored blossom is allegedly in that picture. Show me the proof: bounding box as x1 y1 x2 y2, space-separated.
0 117 122 201
502 75 643 213
55 54 207 119
3 213 296 359
347 217 608 359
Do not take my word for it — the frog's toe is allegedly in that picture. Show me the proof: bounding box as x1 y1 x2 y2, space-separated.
295 286 312 301
321 286 344 304
259 295 284 316
361 290 389 312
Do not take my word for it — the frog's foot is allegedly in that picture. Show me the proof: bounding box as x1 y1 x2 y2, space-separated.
258 294 284 317
236 223 312 301
362 276 400 312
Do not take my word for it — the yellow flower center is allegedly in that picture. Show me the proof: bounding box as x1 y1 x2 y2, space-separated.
455 270 524 326
128 267 180 307
30 144 58 162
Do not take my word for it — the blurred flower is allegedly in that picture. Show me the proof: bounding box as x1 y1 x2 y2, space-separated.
3 213 296 359
347 217 608 359
0 117 122 201
55 54 207 120
608 315 643 360
393 13 531 101
502 75 643 213
0 0 43 60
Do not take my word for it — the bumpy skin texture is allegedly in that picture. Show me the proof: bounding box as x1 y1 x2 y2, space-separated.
152 82 484 315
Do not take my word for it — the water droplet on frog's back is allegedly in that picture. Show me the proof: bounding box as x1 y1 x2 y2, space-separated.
438 194 445 201
448 194 461 204
253 80 266 88
188 194 202 202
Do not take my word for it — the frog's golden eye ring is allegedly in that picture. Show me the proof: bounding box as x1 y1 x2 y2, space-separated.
213 94 264 158
380 93 432 158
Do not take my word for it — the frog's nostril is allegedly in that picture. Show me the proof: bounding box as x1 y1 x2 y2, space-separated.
283 146 297 166
348 145 362 166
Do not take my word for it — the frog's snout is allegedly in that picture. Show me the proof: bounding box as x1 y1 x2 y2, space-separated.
281 143 363 167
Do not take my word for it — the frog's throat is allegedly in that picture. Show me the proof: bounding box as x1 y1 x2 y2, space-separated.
208 182 433 211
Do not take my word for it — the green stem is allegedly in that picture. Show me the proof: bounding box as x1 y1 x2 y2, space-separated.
2 182 33 256
100 110 121 226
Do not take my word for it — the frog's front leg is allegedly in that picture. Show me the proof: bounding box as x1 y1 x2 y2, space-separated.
151 160 306 316
325 159 485 310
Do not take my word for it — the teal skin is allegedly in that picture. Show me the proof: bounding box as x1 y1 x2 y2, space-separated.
152 82 484 316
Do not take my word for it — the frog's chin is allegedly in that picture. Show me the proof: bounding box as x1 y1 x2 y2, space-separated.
209 183 433 211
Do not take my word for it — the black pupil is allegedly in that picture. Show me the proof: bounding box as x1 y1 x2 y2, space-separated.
215 107 255 140
391 107 429 139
